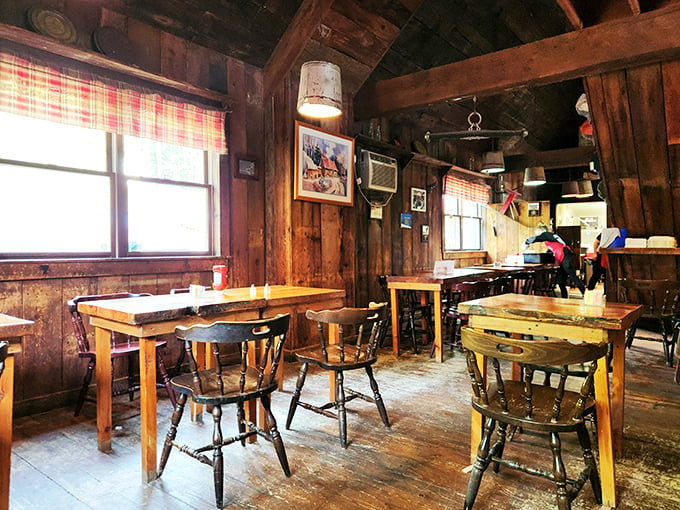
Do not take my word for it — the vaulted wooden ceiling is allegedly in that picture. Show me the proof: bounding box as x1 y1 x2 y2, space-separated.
102 0 680 159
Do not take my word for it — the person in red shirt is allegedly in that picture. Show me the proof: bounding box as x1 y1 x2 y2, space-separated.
524 226 585 298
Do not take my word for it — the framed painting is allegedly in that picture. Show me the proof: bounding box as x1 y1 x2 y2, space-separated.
411 187 426 212
294 121 355 206
235 156 258 180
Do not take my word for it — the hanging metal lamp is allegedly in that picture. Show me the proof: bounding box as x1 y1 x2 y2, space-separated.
297 61 342 119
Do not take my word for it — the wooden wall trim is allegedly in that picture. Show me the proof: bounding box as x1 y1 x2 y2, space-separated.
0 257 227 281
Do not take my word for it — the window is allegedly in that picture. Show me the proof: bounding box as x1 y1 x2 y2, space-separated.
0 111 217 258
443 195 485 251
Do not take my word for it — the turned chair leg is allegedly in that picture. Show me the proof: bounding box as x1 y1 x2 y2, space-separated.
74 359 95 416
464 417 496 510
549 432 570 510
336 370 348 448
365 366 389 427
156 350 177 407
286 362 308 429
211 404 224 510
158 392 187 476
261 394 291 476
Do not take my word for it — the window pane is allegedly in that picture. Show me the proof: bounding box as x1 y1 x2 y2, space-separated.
461 218 482 250
461 198 479 216
443 195 458 214
0 112 107 171
123 136 205 183
443 215 460 251
0 163 111 253
127 180 209 253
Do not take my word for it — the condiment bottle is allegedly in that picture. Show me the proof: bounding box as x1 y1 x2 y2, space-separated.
212 265 228 291
250 284 256 298
263 283 271 299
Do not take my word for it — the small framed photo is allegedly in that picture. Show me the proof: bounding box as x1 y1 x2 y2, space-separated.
235 156 258 180
294 121 355 206
411 187 426 212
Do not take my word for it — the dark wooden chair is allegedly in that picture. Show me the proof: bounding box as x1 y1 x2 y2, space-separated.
377 275 433 353
67 293 176 416
533 267 560 297
0 341 7 378
505 270 536 295
461 326 606 510
286 303 390 448
158 314 291 509
618 278 680 366
431 279 493 357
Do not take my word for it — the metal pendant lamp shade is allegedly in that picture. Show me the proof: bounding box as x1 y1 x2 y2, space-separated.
297 61 342 119
523 166 546 186
577 179 594 198
480 151 505 174
561 181 581 198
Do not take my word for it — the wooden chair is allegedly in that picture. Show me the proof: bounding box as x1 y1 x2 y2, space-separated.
461 326 606 510
286 303 390 448
67 293 176 416
158 314 291 509
431 279 493 357
533 267 560 297
505 270 536 295
618 278 680 366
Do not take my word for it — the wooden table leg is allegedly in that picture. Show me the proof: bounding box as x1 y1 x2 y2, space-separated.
433 290 443 362
609 330 626 457
0 355 14 510
94 327 112 454
390 289 400 357
594 354 616 508
139 337 158 482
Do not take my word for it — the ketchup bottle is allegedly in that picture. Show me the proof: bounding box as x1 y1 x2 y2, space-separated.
212 265 228 291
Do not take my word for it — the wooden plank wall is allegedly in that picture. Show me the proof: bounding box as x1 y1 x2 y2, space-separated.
0 1 266 415
585 58 680 286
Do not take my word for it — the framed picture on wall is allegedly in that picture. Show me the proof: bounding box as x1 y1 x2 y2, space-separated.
411 187 426 212
294 121 355 206
235 156 258 180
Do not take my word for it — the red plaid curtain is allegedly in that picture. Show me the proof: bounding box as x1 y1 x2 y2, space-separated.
443 174 490 203
0 52 227 153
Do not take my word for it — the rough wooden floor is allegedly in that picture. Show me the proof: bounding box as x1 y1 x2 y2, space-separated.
9 337 680 509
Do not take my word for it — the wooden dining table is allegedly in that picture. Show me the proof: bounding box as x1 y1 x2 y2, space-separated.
78 285 345 483
0 313 34 510
458 293 643 509
386 268 496 362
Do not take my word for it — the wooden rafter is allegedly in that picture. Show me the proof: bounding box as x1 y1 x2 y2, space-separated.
263 0 336 97
554 0 583 30
354 5 680 120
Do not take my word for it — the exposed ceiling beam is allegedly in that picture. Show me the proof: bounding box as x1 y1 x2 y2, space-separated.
555 0 584 30
354 5 680 120
504 147 596 172
263 0 335 97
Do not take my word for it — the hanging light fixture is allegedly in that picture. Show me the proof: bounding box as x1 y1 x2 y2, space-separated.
480 151 505 174
561 181 580 198
523 166 546 186
576 179 594 198
297 61 342 119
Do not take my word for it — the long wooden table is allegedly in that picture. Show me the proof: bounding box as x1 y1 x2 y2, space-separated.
386 268 496 362
0 313 34 510
78 285 345 483
458 294 642 508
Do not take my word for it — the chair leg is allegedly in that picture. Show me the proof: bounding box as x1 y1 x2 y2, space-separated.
173 347 186 376
577 422 602 504
464 417 496 510
156 350 177 407
661 319 674 367
549 431 571 510
158 392 187 476
491 422 508 473
260 394 291 476
407 311 419 353
625 321 638 349
286 362 308 429
127 355 135 402
336 370 348 448
365 366 389 427
211 404 224 510
237 402 247 446
74 359 95 416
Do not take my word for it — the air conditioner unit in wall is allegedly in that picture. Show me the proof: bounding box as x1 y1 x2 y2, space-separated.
358 150 399 193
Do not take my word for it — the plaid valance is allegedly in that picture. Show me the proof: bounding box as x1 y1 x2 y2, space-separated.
0 52 227 153
443 174 490 203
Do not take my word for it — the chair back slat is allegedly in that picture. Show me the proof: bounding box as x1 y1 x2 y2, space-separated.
618 278 680 316
305 303 387 366
174 314 290 394
67 292 152 352
461 326 608 424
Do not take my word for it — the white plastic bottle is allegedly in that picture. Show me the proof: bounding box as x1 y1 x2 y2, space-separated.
250 284 256 298
263 283 271 299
